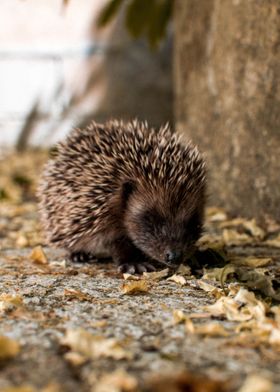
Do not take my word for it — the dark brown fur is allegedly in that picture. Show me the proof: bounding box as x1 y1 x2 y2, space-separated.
38 120 206 273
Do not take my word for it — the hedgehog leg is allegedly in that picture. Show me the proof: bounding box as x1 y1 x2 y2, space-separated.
111 236 156 274
70 251 95 263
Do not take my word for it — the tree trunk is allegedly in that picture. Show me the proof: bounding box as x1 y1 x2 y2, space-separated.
174 0 280 222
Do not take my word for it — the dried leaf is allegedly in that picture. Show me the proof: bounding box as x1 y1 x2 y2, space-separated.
123 273 141 280
121 280 149 295
1 387 35 392
62 329 133 360
205 296 251 322
265 234 280 248
29 246 48 265
231 257 271 267
196 280 223 298
167 274 187 285
186 321 230 337
220 218 265 240
206 206 227 222
95 369 138 392
197 234 225 250
176 264 192 276
238 374 273 392
143 268 169 280
173 309 186 324
202 265 235 283
0 335 20 360
64 351 87 366
146 371 227 392
236 268 280 300
0 294 23 312
222 229 252 246
64 289 92 301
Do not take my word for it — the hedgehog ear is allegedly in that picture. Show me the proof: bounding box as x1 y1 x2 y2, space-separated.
121 180 135 207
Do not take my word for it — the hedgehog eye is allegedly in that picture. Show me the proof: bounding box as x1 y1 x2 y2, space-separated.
121 180 135 208
141 209 165 229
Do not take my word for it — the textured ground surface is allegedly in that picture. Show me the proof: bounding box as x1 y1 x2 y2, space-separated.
1 152 280 392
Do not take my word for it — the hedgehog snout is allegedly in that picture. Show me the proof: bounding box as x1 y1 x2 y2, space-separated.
165 249 182 264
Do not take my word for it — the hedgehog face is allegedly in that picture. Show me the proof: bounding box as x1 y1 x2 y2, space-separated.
124 197 204 267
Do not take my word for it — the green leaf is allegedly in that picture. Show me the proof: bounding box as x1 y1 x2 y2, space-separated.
125 0 155 38
97 0 125 27
147 0 172 48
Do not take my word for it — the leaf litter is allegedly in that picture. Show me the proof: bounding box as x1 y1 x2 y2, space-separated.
1 151 280 391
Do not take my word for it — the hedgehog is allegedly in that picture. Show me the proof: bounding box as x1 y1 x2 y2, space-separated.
38 120 206 274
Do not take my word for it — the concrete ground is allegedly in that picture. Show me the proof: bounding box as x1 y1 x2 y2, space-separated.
0 152 280 392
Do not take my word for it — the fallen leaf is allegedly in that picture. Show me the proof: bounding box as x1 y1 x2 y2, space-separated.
167 274 187 285
29 246 48 265
64 351 87 366
235 268 280 300
173 309 186 324
206 207 228 222
197 234 225 250
143 268 169 280
64 289 92 301
222 229 252 246
41 383 62 392
16 234 29 248
196 280 223 298
0 335 20 360
220 218 265 240
176 264 192 276
95 369 138 392
185 320 230 337
265 234 280 248
123 273 141 281
202 265 235 284
231 257 271 268
121 280 149 295
1 387 35 392
62 329 133 360
238 374 273 392
146 371 227 392
0 294 23 313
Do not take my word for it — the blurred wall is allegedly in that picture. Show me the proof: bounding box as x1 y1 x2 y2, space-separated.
175 0 280 222
0 0 173 148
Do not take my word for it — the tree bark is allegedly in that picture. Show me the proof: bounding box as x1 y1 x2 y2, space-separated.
174 0 280 222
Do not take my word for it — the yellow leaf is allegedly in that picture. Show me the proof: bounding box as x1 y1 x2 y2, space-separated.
173 309 186 324
0 335 20 360
121 280 149 295
265 234 280 248
62 329 133 360
0 294 23 312
143 268 169 280
238 374 273 392
95 369 138 392
187 322 230 337
231 257 271 267
29 246 48 265
167 274 186 285
222 229 252 246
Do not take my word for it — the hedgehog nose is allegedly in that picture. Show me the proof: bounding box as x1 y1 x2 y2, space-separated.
165 250 182 264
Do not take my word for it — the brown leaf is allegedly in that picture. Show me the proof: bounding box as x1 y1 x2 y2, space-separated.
29 246 48 265
167 274 187 286
62 329 133 360
121 280 150 295
143 268 169 280
95 369 138 392
146 371 228 392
